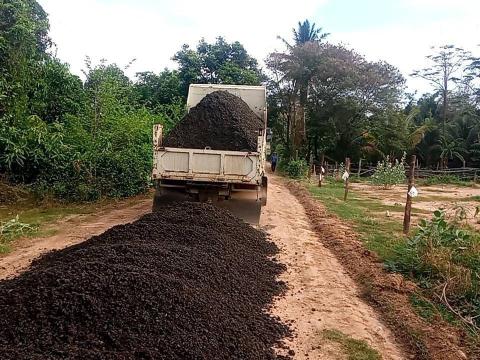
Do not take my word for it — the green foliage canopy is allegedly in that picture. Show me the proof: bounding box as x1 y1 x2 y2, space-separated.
173 37 263 95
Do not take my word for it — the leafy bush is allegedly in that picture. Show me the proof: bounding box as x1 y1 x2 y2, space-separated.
285 159 309 179
1 57 174 202
371 154 406 189
31 109 160 201
390 210 480 327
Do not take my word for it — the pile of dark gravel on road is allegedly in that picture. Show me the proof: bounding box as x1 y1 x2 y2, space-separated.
0 202 289 360
164 91 264 151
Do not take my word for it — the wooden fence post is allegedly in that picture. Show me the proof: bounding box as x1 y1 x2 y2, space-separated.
318 154 325 187
344 158 351 201
403 155 416 235
357 159 362 177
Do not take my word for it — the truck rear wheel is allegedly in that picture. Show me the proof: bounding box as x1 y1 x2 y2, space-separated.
261 176 268 206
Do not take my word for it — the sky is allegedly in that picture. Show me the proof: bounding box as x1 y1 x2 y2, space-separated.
39 0 480 95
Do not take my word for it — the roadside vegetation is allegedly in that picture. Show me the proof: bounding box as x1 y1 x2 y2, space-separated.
0 215 37 253
308 179 480 341
0 190 154 253
323 329 381 360
1 0 263 203
3 1 480 208
417 174 475 187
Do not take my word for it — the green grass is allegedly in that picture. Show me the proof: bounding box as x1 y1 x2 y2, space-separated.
0 199 108 253
323 329 381 360
0 216 38 253
416 175 474 187
410 294 458 325
309 181 405 260
307 180 480 346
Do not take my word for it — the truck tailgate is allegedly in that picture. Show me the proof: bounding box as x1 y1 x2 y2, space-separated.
153 147 261 184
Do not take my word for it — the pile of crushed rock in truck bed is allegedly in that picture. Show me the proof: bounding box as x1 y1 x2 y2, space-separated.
0 202 290 359
164 90 264 152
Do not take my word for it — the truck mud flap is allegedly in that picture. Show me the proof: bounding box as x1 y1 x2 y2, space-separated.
152 188 192 212
215 191 262 226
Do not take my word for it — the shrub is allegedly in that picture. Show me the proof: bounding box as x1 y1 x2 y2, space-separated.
34 110 157 201
418 174 467 186
0 216 37 252
285 159 309 179
389 210 480 328
371 154 406 189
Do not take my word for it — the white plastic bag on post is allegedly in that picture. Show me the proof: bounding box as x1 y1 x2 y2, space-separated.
408 186 418 198
342 171 349 181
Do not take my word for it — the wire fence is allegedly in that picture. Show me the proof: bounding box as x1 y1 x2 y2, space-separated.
312 162 480 182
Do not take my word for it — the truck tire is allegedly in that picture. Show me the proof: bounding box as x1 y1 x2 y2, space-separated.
261 176 268 206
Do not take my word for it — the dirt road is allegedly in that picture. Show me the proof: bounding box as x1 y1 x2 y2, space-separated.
263 174 405 359
1 176 405 359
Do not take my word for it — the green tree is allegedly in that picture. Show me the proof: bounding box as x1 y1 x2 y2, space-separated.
82 58 136 136
173 37 263 95
0 0 50 122
362 109 435 160
434 136 466 168
292 19 329 45
411 45 471 137
268 35 405 162
135 69 183 108
30 58 85 123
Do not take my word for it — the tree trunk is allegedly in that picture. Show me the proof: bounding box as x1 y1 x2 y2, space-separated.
443 73 448 137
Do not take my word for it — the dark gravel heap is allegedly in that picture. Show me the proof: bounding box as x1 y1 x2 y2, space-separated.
164 91 264 151
0 202 290 359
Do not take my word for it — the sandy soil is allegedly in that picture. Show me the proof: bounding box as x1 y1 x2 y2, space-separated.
351 182 480 228
263 174 405 360
0 196 152 280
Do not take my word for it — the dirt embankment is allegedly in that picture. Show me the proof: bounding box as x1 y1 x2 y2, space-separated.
164 90 264 151
0 202 289 359
284 180 472 360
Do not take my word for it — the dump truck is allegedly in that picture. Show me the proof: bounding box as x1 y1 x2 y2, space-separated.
152 84 268 224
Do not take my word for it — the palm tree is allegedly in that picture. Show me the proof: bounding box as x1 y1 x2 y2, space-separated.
271 20 329 156
436 136 466 168
292 20 329 45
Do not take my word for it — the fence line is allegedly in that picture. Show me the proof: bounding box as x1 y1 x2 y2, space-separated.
312 163 480 181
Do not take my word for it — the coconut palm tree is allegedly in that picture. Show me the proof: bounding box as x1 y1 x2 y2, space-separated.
292 20 329 45
436 136 467 168
272 20 329 155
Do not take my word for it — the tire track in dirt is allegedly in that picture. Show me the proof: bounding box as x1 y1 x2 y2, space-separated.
262 174 405 359
0 196 152 280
